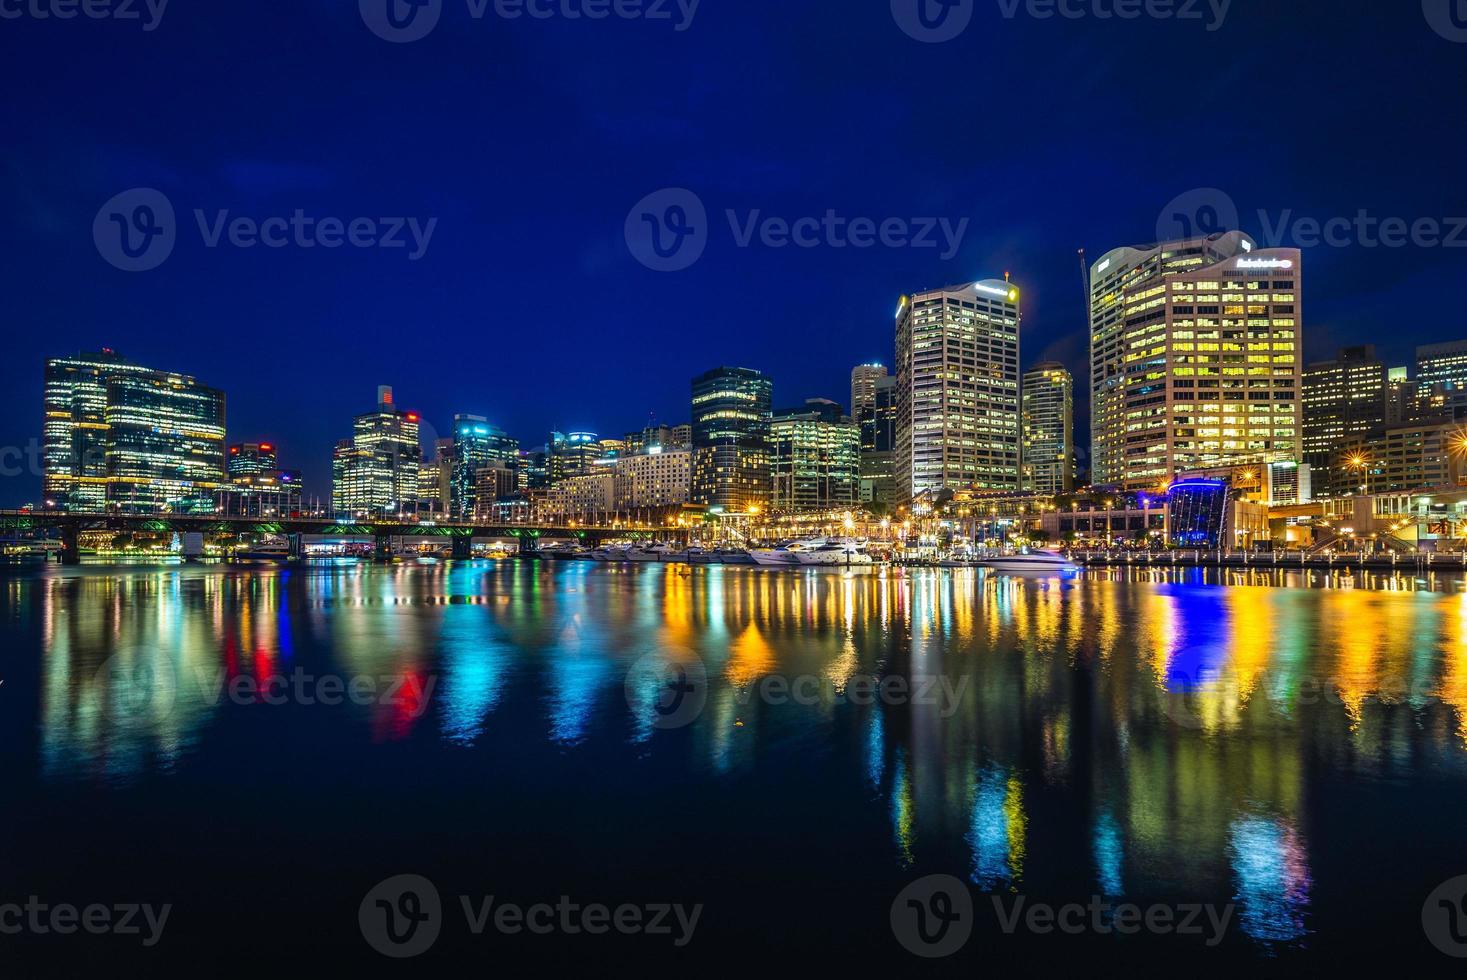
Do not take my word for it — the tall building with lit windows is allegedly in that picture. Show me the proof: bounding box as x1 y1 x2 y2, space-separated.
1020 362 1074 494
450 415 518 519
690 366 773 512
1301 346 1386 493
227 442 278 478
332 386 420 517
43 350 227 513
770 399 861 513
1088 233 1303 489
894 279 1022 501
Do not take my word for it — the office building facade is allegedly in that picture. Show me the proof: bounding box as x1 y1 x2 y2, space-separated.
770 400 860 513
43 350 227 513
1021 362 1074 494
1088 233 1302 490
332 386 420 518
690 366 773 512
1301 345 1387 494
894 279 1022 500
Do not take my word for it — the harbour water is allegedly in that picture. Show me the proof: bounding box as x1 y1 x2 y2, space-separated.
5 561 1467 971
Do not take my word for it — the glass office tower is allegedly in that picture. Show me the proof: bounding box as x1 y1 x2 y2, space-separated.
690 366 773 512
43 349 226 512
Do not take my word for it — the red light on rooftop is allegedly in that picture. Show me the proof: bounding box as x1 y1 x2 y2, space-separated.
406 413 419 422
260 444 273 451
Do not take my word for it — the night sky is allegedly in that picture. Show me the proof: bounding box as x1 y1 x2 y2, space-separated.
2 0 1465 505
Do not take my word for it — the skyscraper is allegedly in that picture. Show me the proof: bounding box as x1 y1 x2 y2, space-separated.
770 399 861 513
1021 362 1074 494
894 279 1021 501
851 363 888 442
1415 339 1467 419
332 386 420 517
850 363 896 507
1301 345 1386 492
227 442 278 479
43 350 227 513
690 366 773 512
1088 233 1303 489
450 415 518 519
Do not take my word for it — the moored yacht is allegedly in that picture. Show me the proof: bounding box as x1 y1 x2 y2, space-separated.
978 549 1078 573
794 539 873 566
750 538 824 566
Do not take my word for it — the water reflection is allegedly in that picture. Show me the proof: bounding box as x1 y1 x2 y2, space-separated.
18 562 1467 952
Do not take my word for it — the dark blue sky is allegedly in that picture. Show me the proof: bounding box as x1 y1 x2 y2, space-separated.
3 0 1465 504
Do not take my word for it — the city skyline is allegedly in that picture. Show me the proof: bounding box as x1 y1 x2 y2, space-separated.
3 5 1464 507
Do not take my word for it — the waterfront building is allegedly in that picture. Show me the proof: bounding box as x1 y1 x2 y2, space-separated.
332 387 419 518
851 365 897 507
1330 418 1467 496
1020 362 1074 494
610 447 692 511
450 415 518 519
215 470 303 518
42 349 227 513
549 431 603 483
1301 346 1387 494
690 366 773 513
894 279 1021 501
1088 233 1303 489
770 399 860 513
419 438 455 504
1386 366 1413 424
472 462 521 518
227 443 277 479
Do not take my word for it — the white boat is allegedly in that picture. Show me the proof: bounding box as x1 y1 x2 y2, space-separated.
236 537 291 562
794 539 873 566
750 538 832 566
979 550 1078 573
627 543 686 562
588 544 633 562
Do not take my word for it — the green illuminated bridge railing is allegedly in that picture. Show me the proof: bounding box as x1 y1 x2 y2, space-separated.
0 511 679 542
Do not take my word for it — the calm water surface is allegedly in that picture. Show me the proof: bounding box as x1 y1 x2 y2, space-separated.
5 561 1467 973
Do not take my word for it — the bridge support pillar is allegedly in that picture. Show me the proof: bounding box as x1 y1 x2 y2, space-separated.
519 535 539 555
60 525 81 566
374 534 392 563
452 536 473 560
288 534 304 560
